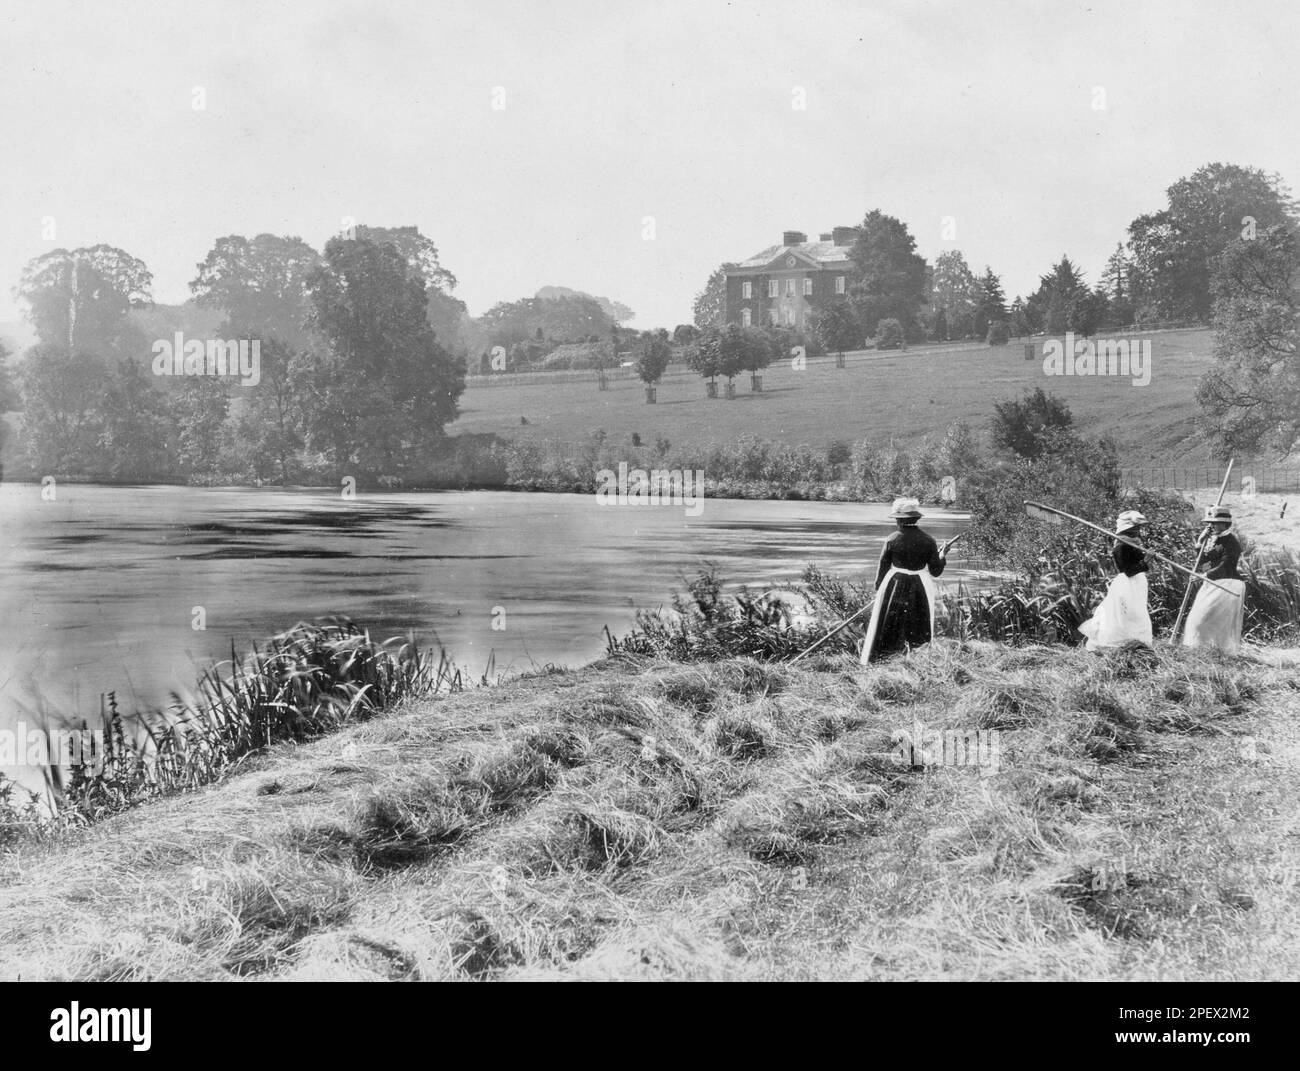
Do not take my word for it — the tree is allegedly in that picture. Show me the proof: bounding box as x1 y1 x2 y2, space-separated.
974 267 1007 339
636 329 672 388
1101 243 1136 328
0 341 18 413
1009 297 1030 339
1070 286 1108 338
990 387 1073 458
693 264 731 329
98 358 174 480
1028 256 1087 334
848 211 929 339
190 233 322 349
17 345 108 473
15 245 153 357
1196 223 1300 455
672 323 701 345
355 225 468 354
875 318 904 349
813 300 861 360
1125 163 1297 321
929 250 978 340
478 295 615 349
687 329 722 387
173 377 231 477
299 236 466 480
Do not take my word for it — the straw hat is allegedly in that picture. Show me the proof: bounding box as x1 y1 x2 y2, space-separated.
1203 505 1233 523
888 497 923 521
1115 509 1147 534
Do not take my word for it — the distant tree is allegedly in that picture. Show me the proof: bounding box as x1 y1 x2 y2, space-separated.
930 250 979 340
15 245 153 357
479 295 615 348
1009 297 1030 338
190 233 322 348
986 320 1009 346
17 345 109 473
990 387 1073 458
1126 162 1298 321
1196 222 1300 455
875 318 904 350
672 323 701 345
0 341 18 412
98 358 174 480
1029 256 1087 334
813 300 861 359
636 329 672 386
173 377 231 477
299 236 466 480
1070 286 1108 338
693 264 731 329
687 328 722 386
974 267 1007 339
930 308 948 342
848 211 929 338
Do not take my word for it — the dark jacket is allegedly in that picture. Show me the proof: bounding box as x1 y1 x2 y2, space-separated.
1113 538 1149 577
875 526 946 589
1199 530 1242 581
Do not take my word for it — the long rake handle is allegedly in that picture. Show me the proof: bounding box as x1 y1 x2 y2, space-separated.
1023 501 1241 597
789 601 874 662
1171 459 1234 641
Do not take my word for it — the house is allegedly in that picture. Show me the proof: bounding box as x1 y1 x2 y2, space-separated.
724 227 858 330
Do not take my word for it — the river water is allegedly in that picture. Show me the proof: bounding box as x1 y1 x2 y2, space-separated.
0 483 968 743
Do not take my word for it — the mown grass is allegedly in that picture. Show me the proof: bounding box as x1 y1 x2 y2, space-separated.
1 639 1296 981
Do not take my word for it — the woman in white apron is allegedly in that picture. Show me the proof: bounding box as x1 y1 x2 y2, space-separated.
1182 505 1245 653
860 498 948 663
1078 510 1153 650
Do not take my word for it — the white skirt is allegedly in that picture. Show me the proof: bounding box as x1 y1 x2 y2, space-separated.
1182 579 1245 653
1078 572 1152 649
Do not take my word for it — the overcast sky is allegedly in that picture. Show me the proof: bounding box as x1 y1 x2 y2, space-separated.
2 0 1298 331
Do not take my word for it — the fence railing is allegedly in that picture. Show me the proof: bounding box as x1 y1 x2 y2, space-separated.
1121 467 1300 494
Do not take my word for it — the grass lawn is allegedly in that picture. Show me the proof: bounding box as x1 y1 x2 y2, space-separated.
452 329 1225 467
3 639 1297 980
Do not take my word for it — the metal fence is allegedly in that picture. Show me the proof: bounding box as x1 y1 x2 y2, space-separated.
1120 468 1300 494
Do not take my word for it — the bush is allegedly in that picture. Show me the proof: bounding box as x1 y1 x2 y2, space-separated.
875 319 904 350
987 320 1009 346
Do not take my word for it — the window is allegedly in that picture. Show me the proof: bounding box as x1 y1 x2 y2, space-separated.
768 280 779 298
785 278 795 297
785 308 796 325
741 281 752 299
803 278 813 297
835 276 846 295
741 308 752 327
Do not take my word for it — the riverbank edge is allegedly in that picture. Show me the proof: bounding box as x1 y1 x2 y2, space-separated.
1 639 1297 981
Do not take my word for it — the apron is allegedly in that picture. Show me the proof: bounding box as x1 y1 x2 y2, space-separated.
860 565 938 664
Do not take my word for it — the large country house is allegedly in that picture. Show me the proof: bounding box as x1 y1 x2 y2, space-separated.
724 226 858 329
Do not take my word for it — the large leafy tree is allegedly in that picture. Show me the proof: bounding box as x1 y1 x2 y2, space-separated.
848 211 929 339
478 294 614 349
15 245 153 358
1126 163 1297 321
1196 223 1300 455
692 264 731 330
299 236 465 480
354 225 467 354
636 329 672 387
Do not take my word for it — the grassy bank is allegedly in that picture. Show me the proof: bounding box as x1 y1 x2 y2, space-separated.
1 640 1298 980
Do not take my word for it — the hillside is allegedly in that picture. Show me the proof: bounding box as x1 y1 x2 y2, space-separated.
2 640 1297 981
453 328 1237 468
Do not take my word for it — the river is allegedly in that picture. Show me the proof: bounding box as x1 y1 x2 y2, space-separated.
0 483 969 746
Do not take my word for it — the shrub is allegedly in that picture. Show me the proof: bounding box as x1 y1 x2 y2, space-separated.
875 319 904 350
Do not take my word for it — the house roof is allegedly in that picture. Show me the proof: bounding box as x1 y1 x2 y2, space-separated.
730 241 854 273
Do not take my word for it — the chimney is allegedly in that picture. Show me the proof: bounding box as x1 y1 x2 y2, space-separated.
819 232 833 242
832 226 858 246
782 230 807 246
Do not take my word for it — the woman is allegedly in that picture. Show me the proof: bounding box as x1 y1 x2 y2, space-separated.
860 497 948 664
1182 505 1245 653
1078 509 1153 650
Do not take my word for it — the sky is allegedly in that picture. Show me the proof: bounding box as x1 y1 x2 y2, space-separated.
2 0 1299 332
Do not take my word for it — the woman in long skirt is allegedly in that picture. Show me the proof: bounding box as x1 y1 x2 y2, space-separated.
1078 510 1153 650
1182 505 1245 653
860 498 948 663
